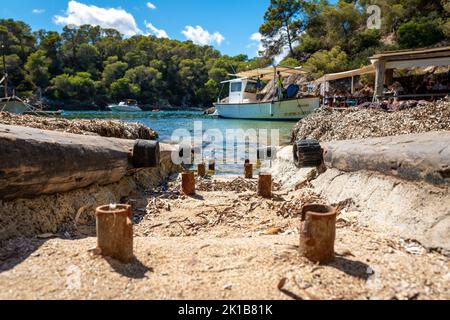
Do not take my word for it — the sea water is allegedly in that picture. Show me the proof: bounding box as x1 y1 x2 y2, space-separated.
63 110 296 174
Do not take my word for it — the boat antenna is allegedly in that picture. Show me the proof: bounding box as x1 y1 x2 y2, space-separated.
1 42 7 98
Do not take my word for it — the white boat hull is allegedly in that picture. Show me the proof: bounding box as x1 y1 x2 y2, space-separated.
214 98 320 120
0 100 30 114
108 105 142 112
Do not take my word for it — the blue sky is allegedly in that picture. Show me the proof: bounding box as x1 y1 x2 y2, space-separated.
0 0 270 58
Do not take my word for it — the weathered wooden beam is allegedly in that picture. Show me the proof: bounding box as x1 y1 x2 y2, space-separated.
0 124 162 200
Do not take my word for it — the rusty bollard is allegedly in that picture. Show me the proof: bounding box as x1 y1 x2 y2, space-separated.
300 204 337 264
182 171 196 196
96 204 134 263
244 163 253 179
258 173 272 198
197 163 206 177
208 161 216 174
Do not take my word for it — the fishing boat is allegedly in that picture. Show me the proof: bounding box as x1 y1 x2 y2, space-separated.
214 66 320 120
107 99 142 112
0 95 30 114
0 45 34 114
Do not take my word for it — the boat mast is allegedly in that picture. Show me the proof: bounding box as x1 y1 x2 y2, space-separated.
1 43 7 98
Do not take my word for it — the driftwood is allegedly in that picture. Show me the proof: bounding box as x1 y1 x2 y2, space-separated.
0 124 162 200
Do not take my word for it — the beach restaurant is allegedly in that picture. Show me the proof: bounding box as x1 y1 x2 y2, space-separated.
316 46 450 106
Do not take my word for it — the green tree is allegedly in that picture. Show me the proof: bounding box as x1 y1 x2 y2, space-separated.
24 50 51 88
304 46 349 78
110 78 140 101
260 0 306 58
397 18 445 48
102 60 128 87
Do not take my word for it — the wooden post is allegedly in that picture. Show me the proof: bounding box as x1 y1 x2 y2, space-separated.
182 171 196 196
374 59 386 101
197 163 206 177
351 76 354 94
258 173 272 198
300 204 337 264
244 163 253 179
96 204 134 263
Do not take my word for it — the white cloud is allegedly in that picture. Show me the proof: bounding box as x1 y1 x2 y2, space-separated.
181 25 225 46
32 9 45 14
53 1 141 37
274 40 299 64
248 32 264 56
146 2 157 10
145 21 169 38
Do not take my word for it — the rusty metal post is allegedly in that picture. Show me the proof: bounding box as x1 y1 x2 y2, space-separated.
182 171 196 195
244 163 253 179
208 161 215 174
300 204 337 264
96 204 134 263
258 173 272 198
197 163 206 177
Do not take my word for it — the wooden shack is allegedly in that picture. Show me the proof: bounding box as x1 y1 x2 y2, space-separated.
370 46 450 100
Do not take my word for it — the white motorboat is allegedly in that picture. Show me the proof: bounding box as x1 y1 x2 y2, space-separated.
214 66 320 120
107 99 142 112
0 95 30 114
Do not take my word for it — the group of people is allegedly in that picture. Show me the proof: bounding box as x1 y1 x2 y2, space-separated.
254 71 287 102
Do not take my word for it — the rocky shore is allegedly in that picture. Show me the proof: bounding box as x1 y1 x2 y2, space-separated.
0 112 158 140
292 99 450 142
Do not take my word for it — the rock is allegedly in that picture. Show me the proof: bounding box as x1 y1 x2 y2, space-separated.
223 284 233 290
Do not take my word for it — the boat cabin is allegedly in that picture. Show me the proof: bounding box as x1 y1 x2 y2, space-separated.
221 78 258 104
120 99 138 106
219 65 310 104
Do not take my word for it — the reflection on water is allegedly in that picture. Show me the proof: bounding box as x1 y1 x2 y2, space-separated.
63 110 296 174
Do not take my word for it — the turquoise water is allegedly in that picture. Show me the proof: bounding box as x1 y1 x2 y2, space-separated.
63 110 296 174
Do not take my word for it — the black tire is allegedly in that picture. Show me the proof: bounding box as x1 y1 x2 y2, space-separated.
293 139 323 168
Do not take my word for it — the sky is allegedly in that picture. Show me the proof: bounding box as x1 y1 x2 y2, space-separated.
0 0 270 58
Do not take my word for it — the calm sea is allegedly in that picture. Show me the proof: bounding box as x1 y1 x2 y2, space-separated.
63 110 296 174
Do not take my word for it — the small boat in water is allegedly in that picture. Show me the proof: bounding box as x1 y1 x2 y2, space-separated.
214 66 320 120
107 99 142 112
0 95 30 114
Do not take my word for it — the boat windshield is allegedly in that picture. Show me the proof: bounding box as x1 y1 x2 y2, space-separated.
245 82 257 94
230 82 242 92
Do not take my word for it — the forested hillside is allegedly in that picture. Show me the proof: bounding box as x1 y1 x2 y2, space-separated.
260 0 449 77
0 21 270 108
0 0 448 109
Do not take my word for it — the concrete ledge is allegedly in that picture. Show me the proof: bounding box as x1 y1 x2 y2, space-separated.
312 169 450 255
323 131 450 186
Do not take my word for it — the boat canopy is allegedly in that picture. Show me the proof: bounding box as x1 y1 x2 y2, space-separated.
232 65 309 81
315 65 376 84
